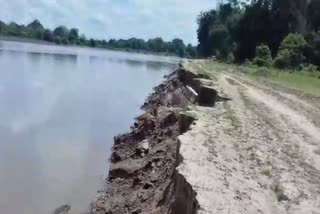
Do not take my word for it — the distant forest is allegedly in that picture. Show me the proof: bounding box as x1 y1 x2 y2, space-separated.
0 20 197 58
197 0 320 69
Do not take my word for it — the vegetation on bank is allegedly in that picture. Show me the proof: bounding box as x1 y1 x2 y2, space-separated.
0 19 197 58
196 0 320 76
206 60 320 96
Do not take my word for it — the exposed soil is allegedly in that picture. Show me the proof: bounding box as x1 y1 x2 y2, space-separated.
88 66 213 214
178 61 320 214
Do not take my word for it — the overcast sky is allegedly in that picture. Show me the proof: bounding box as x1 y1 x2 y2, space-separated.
0 0 217 45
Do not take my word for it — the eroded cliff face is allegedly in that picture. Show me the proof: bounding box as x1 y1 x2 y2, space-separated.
89 64 217 214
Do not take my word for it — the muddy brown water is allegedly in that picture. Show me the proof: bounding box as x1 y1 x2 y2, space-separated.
0 41 179 214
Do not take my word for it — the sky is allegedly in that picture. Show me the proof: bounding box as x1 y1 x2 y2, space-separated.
0 0 217 45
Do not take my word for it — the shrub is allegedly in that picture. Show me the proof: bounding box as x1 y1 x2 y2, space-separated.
216 50 224 61
280 33 307 51
275 33 307 68
274 49 290 69
226 52 235 64
252 44 272 67
301 64 319 77
302 64 318 72
244 59 251 66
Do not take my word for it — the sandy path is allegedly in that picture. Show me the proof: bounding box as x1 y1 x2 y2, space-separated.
178 62 320 214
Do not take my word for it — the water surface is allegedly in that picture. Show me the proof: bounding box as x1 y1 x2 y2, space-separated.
0 41 179 213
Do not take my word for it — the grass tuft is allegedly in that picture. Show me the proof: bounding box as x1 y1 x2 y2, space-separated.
272 183 289 202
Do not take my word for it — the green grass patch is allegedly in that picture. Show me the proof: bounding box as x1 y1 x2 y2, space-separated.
196 60 320 96
271 183 289 202
236 64 320 96
267 71 320 95
261 169 272 177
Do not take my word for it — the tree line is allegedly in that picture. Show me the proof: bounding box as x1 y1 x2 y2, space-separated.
197 0 320 70
0 19 197 58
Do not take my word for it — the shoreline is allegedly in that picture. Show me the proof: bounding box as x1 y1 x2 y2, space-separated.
88 63 218 214
0 36 182 58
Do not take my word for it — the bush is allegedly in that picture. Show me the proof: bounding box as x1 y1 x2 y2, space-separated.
216 50 234 63
275 33 307 69
216 50 225 61
302 64 318 72
304 31 320 66
274 49 290 69
252 44 272 67
244 59 251 66
300 64 319 77
226 52 235 64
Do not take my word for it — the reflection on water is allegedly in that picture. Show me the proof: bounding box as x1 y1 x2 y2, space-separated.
0 41 179 214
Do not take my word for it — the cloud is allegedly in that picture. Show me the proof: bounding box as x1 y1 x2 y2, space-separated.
0 0 217 44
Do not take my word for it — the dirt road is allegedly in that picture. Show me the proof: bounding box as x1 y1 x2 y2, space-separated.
178 61 320 214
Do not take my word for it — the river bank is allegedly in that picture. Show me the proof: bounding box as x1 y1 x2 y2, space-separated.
87 62 218 214
0 36 182 58
0 35 55 45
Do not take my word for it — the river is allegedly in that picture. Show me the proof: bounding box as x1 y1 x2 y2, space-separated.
0 41 179 213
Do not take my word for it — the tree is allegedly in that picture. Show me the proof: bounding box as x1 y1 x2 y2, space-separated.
68 28 79 44
79 34 87 45
233 1 274 61
43 29 54 42
209 24 230 59
197 2 241 59
0 21 7 34
27 19 44 31
197 10 217 57
0 19 193 57
53 26 69 38
147 38 166 52
7 22 24 36
219 2 233 22
304 31 320 66
89 39 97 47
186 44 197 58
307 0 320 31
26 19 44 39
101 39 107 48
171 38 186 57
108 39 116 47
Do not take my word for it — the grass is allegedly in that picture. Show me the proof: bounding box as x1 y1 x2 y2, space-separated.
261 169 272 177
239 65 320 95
224 102 241 130
205 60 320 96
267 71 320 95
271 183 289 202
